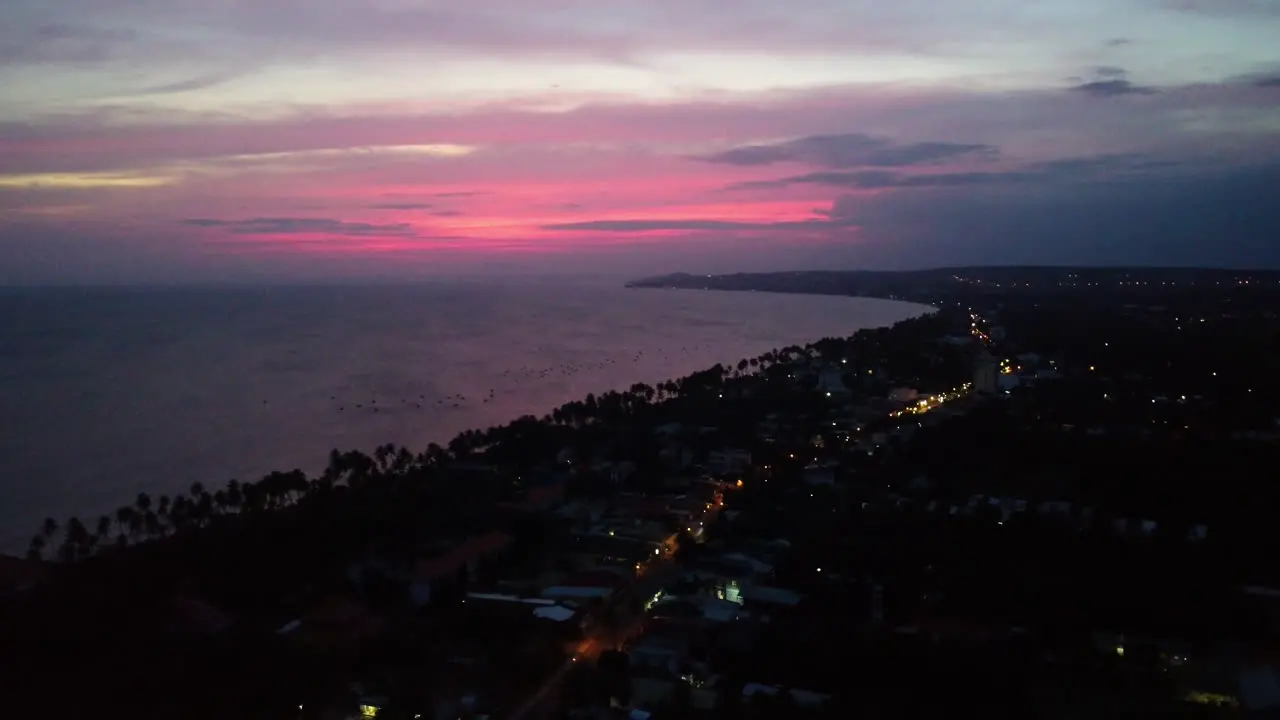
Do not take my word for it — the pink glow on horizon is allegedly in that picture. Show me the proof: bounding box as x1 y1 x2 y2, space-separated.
3 0 1279 282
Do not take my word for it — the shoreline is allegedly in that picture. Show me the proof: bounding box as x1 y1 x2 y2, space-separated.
5 287 931 556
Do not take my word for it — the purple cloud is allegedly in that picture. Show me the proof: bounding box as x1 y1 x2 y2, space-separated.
182 217 419 237
698 134 998 169
1070 79 1157 97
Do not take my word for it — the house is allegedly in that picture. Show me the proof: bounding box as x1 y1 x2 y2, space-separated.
658 443 694 471
602 461 638 484
905 616 999 645
654 422 686 437
816 367 850 396
631 676 717 712
501 480 566 513
572 532 659 570
464 592 581 625
739 586 803 609
464 591 557 616
169 593 236 635
628 634 688 672
610 494 674 522
410 532 514 607
686 553 772 588
277 595 386 651
998 374 1021 392
707 449 752 475
696 596 743 622
629 675 675 709
556 446 577 465
1181 647 1280 713
907 475 933 493
742 683 831 709
888 387 919 404
802 465 835 487
540 571 624 602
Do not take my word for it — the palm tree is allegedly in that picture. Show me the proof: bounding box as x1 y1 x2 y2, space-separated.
393 447 413 474
135 492 152 516
326 448 345 478
26 535 46 561
118 505 142 539
226 479 243 511
95 515 112 549
448 435 470 459
195 491 215 525
115 505 134 535
285 469 309 503
425 443 447 466
142 510 162 539
375 444 393 473
63 516 90 561
241 481 265 513
40 517 58 545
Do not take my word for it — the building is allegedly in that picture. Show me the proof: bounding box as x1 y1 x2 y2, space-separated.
888 387 919 404
499 480 566 513
742 683 831 710
276 595 386 651
168 593 236 635
410 532 513 607
658 442 694 471
816 367 850 396
802 464 836 487
540 570 626 602
974 350 1000 394
464 592 581 625
708 449 752 475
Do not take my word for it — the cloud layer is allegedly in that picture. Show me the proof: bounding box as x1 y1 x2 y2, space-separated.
2 0 1279 282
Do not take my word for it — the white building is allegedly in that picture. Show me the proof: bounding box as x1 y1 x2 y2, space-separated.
974 351 1000 394
816 367 850 395
888 387 919 403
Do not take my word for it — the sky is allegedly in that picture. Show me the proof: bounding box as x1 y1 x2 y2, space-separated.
1 0 1278 283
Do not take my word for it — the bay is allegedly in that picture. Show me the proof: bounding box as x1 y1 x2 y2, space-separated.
0 279 929 550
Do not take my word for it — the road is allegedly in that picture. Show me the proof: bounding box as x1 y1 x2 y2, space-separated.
505 567 671 720
505 493 723 720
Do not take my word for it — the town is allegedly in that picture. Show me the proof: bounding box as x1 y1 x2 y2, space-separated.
3 266 1280 719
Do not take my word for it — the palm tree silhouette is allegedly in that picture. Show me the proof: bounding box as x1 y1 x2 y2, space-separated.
26 534 46 561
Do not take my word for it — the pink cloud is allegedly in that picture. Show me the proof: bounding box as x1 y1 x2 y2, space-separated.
3 74 1279 281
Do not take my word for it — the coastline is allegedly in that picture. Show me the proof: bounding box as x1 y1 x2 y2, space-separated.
8 267 1280 719
4 284 932 555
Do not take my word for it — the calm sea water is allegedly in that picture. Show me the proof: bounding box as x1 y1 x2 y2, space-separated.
0 280 928 550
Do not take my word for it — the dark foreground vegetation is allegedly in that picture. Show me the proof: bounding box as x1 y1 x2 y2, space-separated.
3 265 1280 719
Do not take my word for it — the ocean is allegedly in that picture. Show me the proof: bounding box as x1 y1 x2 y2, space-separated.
0 279 928 551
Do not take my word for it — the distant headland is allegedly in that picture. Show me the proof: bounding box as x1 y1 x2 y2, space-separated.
627 266 1280 304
